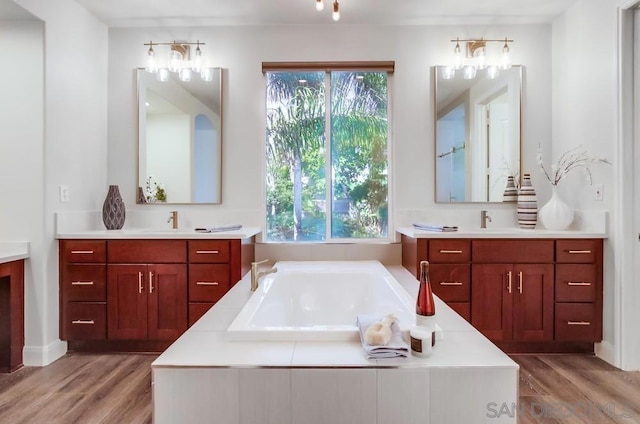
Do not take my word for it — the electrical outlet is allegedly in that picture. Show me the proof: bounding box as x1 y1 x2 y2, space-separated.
594 184 603 201
59 185 70 203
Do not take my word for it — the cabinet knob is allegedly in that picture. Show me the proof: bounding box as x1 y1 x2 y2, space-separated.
567 282 592 286
138 272 144 294
71 281 94 286
567 250 592 254
196 250 219 254
518 271 523 294
70 250 94 254
567 321 591 326
439 250 463 254
507 271 512 294
72 320 95 325
439 281 463 286
149 271 154 294
196 281 220 286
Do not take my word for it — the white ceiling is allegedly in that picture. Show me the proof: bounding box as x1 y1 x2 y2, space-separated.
0 0 38 20
73 0 580 27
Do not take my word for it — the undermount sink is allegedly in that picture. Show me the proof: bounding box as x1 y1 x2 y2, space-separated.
134 228 194 234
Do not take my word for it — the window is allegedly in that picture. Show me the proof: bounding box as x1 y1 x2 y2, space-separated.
264 62 392 242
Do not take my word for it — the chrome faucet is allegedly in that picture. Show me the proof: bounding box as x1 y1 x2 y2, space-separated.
167 211 178 229
480 210 492 228
251 259 278 291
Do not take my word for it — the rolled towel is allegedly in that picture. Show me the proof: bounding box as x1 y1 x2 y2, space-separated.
195 224 243 233
356 314 409 359
412 222 458 232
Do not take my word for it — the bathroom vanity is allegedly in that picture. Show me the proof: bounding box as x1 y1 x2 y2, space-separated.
0 242 28 372
398 227 605 353
56 228 259 351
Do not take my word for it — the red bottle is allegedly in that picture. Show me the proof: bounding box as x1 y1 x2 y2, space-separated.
416 261 436 345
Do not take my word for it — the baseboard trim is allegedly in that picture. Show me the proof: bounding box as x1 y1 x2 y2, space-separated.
23 339 67 367
595 340 618 368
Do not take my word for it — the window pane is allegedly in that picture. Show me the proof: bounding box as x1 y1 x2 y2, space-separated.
265 71 326 241
330 71 388 238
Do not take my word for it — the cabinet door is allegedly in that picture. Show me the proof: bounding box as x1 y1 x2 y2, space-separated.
471 264 513 341
147 264 187 341
107 264 148 340
512 264 554 342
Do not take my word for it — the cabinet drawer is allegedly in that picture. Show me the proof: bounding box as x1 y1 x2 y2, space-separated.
62 264 106 302
555 303 598 341
188 240 230 263
64 302 106 340
189 303 214 327
188 264 230 302
430 264 470 302
428 240 470 263
472 240 554 263
107 240 187 263
555 264 596 302
556 240 600 263
61 240 106 263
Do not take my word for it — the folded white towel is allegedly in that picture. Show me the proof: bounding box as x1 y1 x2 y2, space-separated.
413 223 458 232
356 314 409 359
195 224 243 233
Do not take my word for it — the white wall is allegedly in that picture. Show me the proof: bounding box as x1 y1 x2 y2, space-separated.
14 0 108 365
108 24 552 229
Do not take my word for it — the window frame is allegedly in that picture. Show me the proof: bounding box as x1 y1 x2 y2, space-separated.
262 61 394 244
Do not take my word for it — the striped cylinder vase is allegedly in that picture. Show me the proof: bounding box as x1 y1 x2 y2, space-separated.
516 174 537 229
502 175 518 203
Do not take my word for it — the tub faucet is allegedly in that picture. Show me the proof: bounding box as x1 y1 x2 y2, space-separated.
480 210 492 229
168 211 178 229
251 259 278 292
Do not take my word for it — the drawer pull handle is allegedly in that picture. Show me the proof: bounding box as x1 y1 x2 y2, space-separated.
439 250 463 254
138 272 144 294
567 282 592 286
507 271 512 294
71 250 94 254
439 281 463 286
71 281 94 286
567 321 591 326
196 281 220 286
518 271 523 294
149 271 154 294
72 320 95 325
568 250 592 254
196 250 219 254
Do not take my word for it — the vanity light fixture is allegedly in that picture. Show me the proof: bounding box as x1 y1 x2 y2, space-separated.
314 0 340 21
443 37 513 80
143 40 212 82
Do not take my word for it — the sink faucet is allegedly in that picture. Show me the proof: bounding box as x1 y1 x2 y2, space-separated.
480 210 492 228
167 211 178 229
251 259 278 291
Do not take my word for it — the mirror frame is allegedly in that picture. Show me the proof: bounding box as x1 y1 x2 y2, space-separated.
136 67 223 205
433 65 523 203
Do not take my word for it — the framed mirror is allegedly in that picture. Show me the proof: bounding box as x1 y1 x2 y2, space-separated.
137 68 222 204
434 65 522 203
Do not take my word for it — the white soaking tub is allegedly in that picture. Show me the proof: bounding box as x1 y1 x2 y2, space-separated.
227 260 416 341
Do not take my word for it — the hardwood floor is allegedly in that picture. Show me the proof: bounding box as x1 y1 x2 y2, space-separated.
0 353 638 423
0 353 155 424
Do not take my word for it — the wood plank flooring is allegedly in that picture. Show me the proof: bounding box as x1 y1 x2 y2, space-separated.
0 353 638 423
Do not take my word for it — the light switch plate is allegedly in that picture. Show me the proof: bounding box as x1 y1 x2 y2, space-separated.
59 185 70 203
594 184 603 201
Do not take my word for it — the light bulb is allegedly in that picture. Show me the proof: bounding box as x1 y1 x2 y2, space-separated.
168 48 183 73
179 68 192 82
316 0 324 11
487 66 499 79
473 47 487 69
192 43 203 73
452 40 464 70
201 68 214 82
441 66 455 80
157 68 169 82
463 66 476 80
145 44 157 73
500 41 512 70
332 1 340 21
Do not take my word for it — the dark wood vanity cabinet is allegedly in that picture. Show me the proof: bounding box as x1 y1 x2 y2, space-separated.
401 235 604 352
59 236 255 351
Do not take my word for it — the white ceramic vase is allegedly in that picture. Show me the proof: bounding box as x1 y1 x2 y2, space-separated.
539 185 574 230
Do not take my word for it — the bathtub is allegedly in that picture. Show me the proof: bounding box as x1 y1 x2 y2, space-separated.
226 260 416 341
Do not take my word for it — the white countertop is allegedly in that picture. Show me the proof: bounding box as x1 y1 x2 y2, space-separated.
397 226 607 239
0 242 29 264
152 265 517 369
55 226 262 240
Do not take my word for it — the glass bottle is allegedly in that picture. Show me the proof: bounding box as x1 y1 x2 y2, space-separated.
416 260 436 345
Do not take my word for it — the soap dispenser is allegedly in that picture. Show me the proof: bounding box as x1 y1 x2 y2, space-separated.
416 260 436 346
